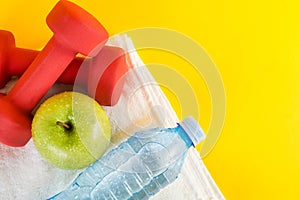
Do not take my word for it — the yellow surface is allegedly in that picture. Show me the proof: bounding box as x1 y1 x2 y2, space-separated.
1 0 299 199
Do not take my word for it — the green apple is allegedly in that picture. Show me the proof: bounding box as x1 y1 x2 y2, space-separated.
32 92 111 169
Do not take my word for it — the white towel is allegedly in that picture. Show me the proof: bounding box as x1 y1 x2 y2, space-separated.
0 34 224 200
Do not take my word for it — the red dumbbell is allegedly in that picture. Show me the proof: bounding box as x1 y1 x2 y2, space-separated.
0 30 128 106
0 0 108 147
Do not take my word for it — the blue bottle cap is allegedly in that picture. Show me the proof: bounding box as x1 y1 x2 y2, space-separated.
178 116 206 146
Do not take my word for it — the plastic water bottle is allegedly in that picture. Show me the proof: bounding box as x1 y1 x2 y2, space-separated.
49 116 205 200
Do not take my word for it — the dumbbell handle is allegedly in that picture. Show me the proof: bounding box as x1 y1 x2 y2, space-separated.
6 46 85 86
7 37 75 113
8 47 37 76
4 45 127 106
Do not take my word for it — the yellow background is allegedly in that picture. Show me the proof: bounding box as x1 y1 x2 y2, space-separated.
1 0 299 199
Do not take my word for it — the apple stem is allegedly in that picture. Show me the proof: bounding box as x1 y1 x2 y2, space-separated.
56 121 72 130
